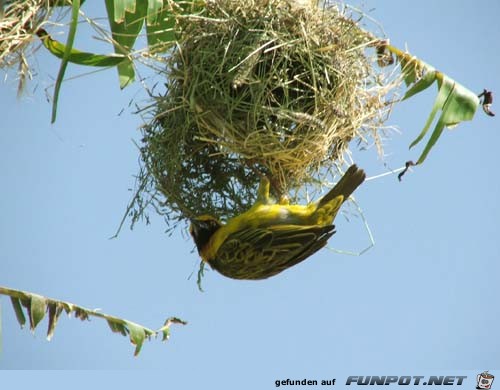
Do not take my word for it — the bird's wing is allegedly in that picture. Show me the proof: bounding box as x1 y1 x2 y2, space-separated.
209 224 335 280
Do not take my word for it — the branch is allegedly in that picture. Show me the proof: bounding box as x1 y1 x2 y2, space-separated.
0 285 187 356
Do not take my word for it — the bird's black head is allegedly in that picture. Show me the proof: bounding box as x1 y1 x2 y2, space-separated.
189 215 222 254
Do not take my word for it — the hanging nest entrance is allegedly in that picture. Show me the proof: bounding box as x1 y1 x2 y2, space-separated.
136 0 399 226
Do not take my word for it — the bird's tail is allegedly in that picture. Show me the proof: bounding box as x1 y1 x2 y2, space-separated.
318 165 366 208
312 165 365 226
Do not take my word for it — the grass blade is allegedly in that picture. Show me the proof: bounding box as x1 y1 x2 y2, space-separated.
51 0 81 123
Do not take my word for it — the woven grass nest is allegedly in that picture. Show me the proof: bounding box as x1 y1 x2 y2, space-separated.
137 0 399 225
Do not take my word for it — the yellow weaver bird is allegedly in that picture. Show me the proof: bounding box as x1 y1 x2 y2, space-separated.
190 165 366 280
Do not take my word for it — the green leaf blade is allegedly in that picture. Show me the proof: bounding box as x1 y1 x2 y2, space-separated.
145 3 176 51
415 116 447 165
126 321 148 356
113 0 138 22
440 80 479 125
159 317 187 342
51 0 81 123
10 297 26 328
46 303 64 341
105 0 149 87
147 0 163 25
40 33 127 67
107 319 129 336
29 294 47 332
117 60 136 89
408 73 449 150
402 70 437 101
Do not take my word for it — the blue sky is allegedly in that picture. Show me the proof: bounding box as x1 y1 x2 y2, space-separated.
1 0 499 387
